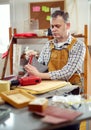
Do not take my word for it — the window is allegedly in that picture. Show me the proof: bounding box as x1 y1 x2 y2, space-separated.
0 4 10 53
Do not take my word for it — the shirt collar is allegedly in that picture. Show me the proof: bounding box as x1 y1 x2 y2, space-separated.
54 35 72 48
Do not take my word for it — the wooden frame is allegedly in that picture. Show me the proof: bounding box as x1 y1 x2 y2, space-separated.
0 89 35 108
84 25 88 94
72 25 88 94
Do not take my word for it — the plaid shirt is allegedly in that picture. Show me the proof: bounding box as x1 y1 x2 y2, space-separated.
38 35 86 81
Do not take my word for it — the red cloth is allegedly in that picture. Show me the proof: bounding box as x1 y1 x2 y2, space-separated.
14 33 37 38
2 51 8 59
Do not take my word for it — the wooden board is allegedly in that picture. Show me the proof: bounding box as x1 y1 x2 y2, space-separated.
17 80 67 94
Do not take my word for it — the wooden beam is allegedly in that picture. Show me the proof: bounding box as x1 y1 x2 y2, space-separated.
84 25 88 94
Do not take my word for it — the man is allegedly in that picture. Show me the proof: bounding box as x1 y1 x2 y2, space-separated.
24 10 86 130
24 10 86 85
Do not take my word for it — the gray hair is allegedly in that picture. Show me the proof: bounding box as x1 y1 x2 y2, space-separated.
51 10 69 23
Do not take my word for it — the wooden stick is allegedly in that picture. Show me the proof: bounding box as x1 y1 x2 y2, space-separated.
1 36 14 80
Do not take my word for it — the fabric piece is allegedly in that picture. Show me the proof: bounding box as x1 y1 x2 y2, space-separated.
35 106 83 124
31 57 48 72
41 106 82 120
14 33 37 38
2 51 8 59
42 115 69 124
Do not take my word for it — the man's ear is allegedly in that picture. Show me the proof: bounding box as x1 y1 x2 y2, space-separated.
66 23 70 29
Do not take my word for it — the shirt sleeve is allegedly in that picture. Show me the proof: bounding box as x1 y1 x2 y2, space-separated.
49 40 86 81
38 42 51 65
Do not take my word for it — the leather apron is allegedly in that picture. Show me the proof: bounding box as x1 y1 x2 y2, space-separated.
48 37 81 85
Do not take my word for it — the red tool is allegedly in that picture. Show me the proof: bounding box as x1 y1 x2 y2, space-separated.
11 75 41 86
28 55 34 64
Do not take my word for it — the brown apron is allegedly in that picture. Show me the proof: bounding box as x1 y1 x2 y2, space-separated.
48 38 81 85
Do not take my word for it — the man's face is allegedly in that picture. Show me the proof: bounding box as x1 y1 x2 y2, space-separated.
50 16 70 40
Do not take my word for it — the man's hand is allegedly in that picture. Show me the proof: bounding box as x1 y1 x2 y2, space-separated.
24 63 40 76
24 63 50 80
